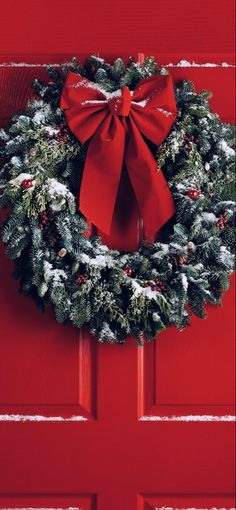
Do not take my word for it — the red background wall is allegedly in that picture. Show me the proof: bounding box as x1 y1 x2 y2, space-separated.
0 0 235 57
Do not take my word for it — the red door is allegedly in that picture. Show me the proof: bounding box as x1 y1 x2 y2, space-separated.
0 2 235 507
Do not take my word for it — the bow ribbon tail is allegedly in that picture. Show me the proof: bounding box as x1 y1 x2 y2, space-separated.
126 117 175 237
79 115 126 234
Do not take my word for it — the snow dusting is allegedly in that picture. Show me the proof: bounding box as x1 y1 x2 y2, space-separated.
218 140 235 158
181 273 188 291
194 212 216 224
33 110 47 124
44 126 60 136
0 508 80 510
0 60 234 69
81 99 107 106
167 60 235 68
80 253 114 268
10 156 22 167
155 107 174 116
0 507 80 510
0 414 87 422
132 99 148 107
14 173 34 183
154 507 235 510
44 261 67 283
47 178 71 198
131 279 158 300
140 415 236 422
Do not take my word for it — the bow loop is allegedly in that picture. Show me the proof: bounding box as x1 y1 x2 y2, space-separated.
131 74 177 145
60 71 177 236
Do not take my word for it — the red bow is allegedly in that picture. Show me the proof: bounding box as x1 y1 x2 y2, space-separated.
60 72 177 236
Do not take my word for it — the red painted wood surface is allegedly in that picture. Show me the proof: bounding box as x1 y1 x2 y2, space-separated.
0 1 235 507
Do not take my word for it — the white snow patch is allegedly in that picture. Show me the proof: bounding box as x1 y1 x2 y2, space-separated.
0 414 87 422
194 212 216 224
81 99 107 106
33 110 46 124
43 261 67 283
167 60 235 68
47 178 71 198
104 89 122 100
70 78 120 102
131 280 158 300
170 243 186 250
155 107 174 116
218 140 235 158
132 99 148 107
181 273 188 291
0 61 235 68
159 243 169 253
175 183 186 191
44 126 60 136
140 415 236 422
154 507 235 510
80 253 114 268
98 244 109 252
13 173 34 183
0 128 9 141
10 156 22 167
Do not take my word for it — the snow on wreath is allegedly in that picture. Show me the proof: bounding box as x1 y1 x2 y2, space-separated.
0 55 235 344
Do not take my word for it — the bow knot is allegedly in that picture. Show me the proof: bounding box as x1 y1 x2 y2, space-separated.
60 72 177 237
108 86 131 116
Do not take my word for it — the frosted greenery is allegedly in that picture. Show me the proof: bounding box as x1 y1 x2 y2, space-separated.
0 55 235 344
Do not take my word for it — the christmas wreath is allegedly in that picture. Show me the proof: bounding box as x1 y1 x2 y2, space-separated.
0 55 235 344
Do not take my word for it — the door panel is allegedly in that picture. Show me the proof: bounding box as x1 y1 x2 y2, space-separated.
138 495 236 510
0 246 96 419
138 277 235 416
0 495 96 509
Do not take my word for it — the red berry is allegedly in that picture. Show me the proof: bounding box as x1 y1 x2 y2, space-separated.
124 266 132 277
216 212 228 229
157 280 165 290
21 179 33 189
39 209 48 225
188 189 201 200
216 219 223 228
74 273 88 285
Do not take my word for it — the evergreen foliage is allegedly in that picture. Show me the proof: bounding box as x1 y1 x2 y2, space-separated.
0 55 235 343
